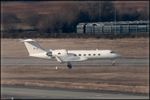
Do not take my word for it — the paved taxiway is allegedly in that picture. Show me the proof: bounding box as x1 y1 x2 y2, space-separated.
1 57 149 66
1 86 149 99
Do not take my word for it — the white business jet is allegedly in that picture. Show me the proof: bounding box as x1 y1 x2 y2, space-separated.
21 39 120 69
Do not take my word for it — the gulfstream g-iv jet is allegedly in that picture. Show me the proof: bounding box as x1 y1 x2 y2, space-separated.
21 39 120 69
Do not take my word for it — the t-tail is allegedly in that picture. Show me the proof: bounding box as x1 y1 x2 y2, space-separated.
20 39 50 59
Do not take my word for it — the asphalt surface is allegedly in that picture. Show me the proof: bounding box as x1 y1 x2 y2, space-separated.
1 86 149 99
1 57 149 99
1 57 149 67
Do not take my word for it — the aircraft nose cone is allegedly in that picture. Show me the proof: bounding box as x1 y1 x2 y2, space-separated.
112 53 121 58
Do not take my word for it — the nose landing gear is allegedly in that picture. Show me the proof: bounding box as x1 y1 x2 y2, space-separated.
67 62 72 69
112 60 116 66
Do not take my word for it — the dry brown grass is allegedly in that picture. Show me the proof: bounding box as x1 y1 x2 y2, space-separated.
2 1 148 15
1 38 149 58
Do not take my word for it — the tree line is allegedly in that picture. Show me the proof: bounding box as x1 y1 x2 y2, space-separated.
1 1 149 38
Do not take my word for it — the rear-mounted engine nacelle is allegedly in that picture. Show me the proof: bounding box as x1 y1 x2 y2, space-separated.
46 51 53 57
53 49 68 56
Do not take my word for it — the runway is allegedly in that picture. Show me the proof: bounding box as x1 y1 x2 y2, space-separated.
1 57 149 99
1 86 149 99
1 57 149 67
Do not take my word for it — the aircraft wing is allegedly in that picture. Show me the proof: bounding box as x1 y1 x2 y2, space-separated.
54 53 87 63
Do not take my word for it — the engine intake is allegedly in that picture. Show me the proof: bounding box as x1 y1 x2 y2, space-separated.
46 51 52 57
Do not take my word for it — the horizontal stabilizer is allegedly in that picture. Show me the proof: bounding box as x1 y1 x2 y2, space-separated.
19 39 35 42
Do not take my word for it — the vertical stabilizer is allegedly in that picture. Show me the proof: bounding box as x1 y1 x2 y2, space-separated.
20 39 46 56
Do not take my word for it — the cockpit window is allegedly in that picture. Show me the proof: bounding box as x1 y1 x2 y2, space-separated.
110 51 115 53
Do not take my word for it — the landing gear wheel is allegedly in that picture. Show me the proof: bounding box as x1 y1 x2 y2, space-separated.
67 62 72 69
112 60 116 66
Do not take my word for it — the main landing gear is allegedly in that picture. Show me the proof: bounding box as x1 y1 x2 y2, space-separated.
67 62 72 69
55 62 72 70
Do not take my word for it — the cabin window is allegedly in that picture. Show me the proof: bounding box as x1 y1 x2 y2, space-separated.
79 54 81 56
93 54 96 56
58 52 61 55
74 54 77 56
84 54 86 56
88 54 91 56
98 54 101 56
